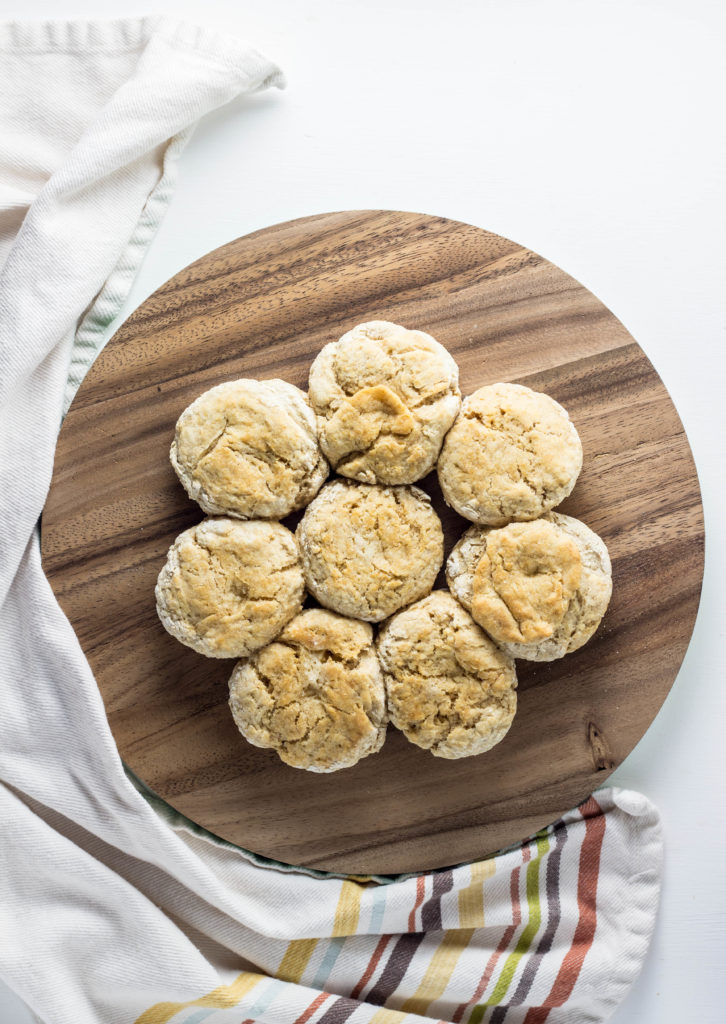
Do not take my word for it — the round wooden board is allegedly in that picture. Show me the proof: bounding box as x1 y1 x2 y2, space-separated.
42 210 704 875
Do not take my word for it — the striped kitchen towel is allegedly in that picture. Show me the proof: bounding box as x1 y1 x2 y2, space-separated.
123 787 661 1024
2 779 662 1024
0 17 661 1024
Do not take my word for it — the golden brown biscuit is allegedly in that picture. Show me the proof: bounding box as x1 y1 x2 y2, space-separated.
296 479 444 622
437 383 582 525
155 518 304 658
378 591 517 758
228 609 387 772
447 512 612 661
469 519 582 646
170 379 328 520
308 320 461 485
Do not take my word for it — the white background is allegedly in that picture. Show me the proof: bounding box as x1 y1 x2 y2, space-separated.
1 1 725 1021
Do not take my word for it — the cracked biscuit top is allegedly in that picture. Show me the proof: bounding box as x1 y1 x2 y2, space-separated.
155 518 304 659
296 479 444 622
378 591 517 759
308 321 461 485
469 520 582 645
447 512 612 661
170 379 328 520
437 382 582 525
228 609 387 772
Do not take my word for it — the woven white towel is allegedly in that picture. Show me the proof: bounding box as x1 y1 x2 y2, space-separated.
0 18 662 1024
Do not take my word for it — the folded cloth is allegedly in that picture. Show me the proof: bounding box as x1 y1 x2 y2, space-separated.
3 786 661 1024
0 18 662 1024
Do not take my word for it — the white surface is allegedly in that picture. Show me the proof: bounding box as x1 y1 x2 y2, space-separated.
1 0 724 1021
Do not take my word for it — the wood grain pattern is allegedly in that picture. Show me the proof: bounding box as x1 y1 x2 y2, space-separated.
41 210 704 874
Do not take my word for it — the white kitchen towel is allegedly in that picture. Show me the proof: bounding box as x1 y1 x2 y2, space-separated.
0 17 662 1024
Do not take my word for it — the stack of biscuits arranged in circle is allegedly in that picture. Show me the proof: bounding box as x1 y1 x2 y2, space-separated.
156 321 612 772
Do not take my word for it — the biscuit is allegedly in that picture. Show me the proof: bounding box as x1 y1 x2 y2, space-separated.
447 512 612 661
296 479 444 622
437 383 582 525
469 519 582 646
308 320 461 485
228 609 387 772
156 518 304 659
170 379 328 520
377 591 517 759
